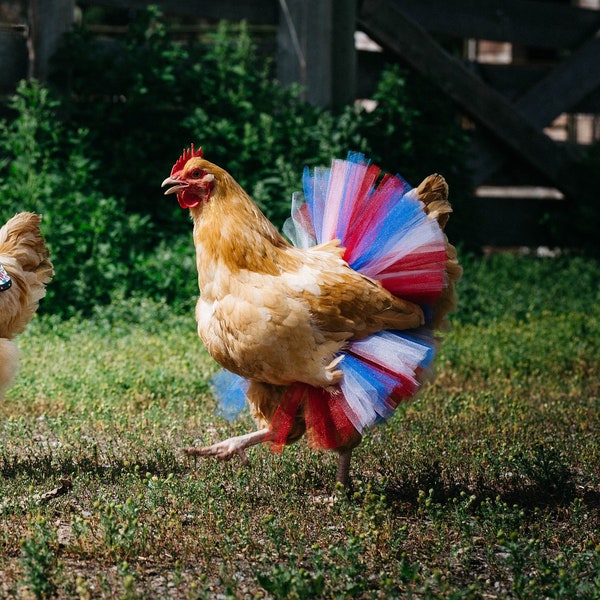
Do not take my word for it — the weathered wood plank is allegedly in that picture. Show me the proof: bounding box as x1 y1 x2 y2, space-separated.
476 64 557 101
387 0 600 49
575 88 600 114
331 0 357 108
77 0 278 24
30 0 76 80
471 29 600 184
483 67 600 114
0 30 28 92
277 0 332 106
357 0 584 200
360 57 600 113
513 31 600 130
277 0 355 107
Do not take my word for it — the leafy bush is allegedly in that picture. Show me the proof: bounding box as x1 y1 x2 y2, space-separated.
0 7 472 317
0 80 147 317
359 64 470 194
50 8 469 230
50 11 367 231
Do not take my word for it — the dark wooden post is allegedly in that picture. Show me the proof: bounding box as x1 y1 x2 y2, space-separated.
277 0 356 108
332 0 357 107
0 6 27 94
28 0 75 80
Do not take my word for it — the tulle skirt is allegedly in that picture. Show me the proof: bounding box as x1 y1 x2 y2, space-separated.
213 152 448 449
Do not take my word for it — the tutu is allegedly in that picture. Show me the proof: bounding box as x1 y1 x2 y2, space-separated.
213 152 448 449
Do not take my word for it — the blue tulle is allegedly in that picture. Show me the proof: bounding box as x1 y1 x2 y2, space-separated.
338 353 399 431
348 193 424 272
212 370 248 422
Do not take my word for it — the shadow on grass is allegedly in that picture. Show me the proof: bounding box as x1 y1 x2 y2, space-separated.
0 445 188 483
380 463 597 512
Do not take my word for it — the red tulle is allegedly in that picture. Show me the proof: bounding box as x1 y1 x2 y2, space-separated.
270 383 305 452
304 387 357 449
270 383 358 451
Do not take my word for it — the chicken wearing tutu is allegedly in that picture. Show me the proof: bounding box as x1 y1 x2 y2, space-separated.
0 213 54 399
162 147 461 485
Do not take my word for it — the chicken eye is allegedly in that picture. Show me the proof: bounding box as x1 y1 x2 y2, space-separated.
191 169 203 179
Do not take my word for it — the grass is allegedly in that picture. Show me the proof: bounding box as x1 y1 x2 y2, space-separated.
1 254 599 598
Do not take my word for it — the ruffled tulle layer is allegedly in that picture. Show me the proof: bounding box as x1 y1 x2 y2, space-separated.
214 152 447 449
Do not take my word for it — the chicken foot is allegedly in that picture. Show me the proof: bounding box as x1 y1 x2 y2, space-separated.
185 429 354 487
184 428 273 466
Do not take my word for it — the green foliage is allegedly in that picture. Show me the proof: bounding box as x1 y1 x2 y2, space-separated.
19 517 60 599
0 80 148 317
257 563 325 599
454 252 600 326
181 21 373 225
0 7 472 318
51 9 470 231
358 64 473 240
98 497 145 559
50 6 193 234
50 11 367 231
359 64 469 189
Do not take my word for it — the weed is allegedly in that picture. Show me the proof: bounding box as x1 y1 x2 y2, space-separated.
513 442 574 499
257 563 325 599
19 517 60 599
98 497 145 560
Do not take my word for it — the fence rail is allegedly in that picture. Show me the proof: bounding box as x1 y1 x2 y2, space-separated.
1 0 599 247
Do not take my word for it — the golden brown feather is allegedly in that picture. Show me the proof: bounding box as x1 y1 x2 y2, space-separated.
0 213 54 398
417 174 463 332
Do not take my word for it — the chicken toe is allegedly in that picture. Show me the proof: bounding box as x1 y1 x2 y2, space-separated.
184 428 273 465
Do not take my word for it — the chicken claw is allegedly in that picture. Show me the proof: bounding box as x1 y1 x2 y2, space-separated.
184 428 273 466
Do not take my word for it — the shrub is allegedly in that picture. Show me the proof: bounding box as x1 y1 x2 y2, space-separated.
0 7 472 317
51 13 368 231
0 80 147 317
50 8 469 231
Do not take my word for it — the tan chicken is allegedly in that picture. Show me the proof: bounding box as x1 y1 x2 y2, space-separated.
162 147 461 485
0 213 54 399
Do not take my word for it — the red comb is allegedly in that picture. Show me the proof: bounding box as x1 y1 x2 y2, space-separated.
170 144 204 176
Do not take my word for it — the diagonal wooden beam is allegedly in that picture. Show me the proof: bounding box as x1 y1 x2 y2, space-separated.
471 28 600 184
516 31 600 129
389 0 600 49
357 0 585 200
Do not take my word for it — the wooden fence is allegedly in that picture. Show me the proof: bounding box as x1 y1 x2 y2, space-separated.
1 0 599 247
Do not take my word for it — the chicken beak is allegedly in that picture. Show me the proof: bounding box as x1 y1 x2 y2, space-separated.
161 176 188 195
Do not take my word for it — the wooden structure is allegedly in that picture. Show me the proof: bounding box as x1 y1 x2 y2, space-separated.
356 0 600 247
1 0 599 246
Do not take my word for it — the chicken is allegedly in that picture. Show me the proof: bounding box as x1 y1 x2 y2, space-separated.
162 147 461 485
0 213 54 399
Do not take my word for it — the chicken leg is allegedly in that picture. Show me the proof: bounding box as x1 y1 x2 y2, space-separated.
335 448 353 487
184 428 273 465
186 429 354 486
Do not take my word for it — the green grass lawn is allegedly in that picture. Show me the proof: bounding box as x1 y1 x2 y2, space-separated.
1 255 599 598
